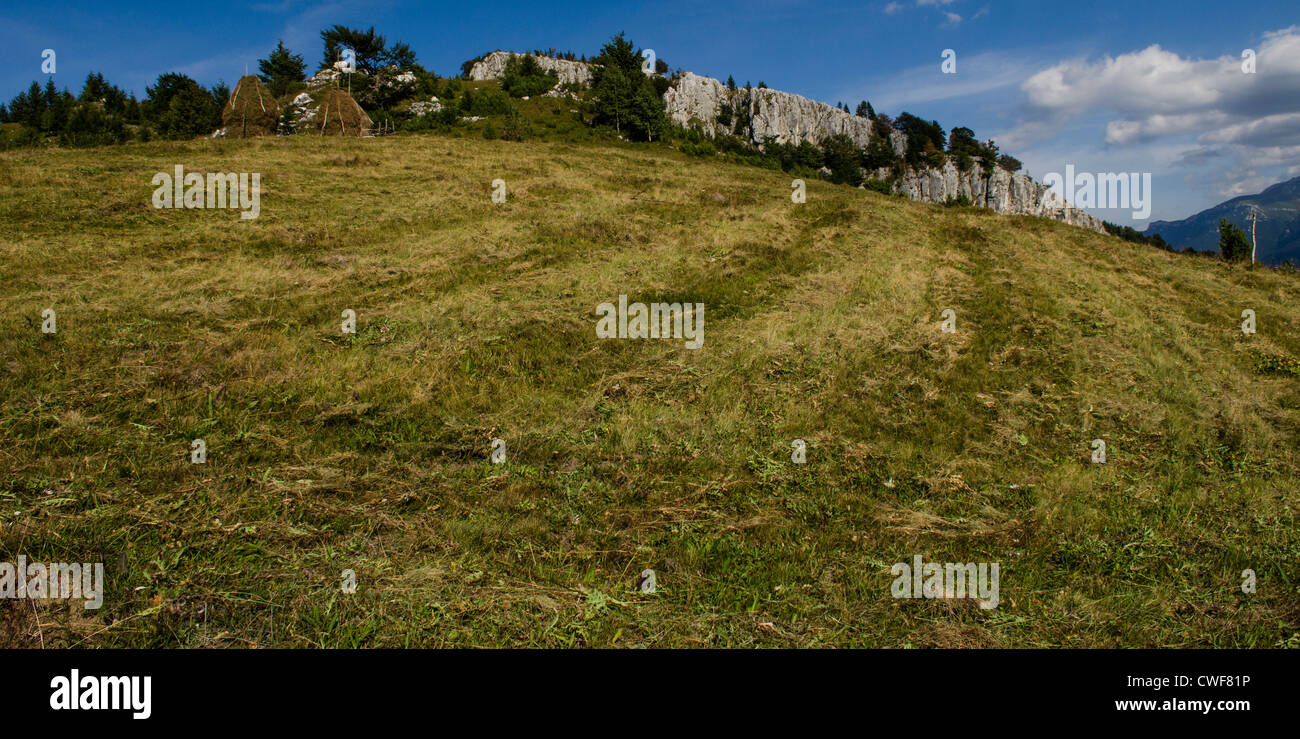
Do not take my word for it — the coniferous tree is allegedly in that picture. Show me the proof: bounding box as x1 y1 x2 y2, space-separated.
896 112 947 167
258 40 307 97
590 32 667 141
211 81 230 113
320 26 388 73
947 126 979 171
41 80 72 132
862 132 898 171
11 82 44 128
1218 219 1252 262
821 133 864 186
145 73 219 139
79 72 108 102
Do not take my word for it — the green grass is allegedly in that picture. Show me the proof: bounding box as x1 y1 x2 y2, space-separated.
1 129 1297 648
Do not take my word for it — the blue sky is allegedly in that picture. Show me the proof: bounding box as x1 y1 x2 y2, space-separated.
4 0 1299 226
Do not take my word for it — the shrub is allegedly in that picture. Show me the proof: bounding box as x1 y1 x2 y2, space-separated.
821 133 864 186
1250 350 1300 376
0 123 41 149
681 140 716 157
460 89 511 117
501 106 529 141
1104 221 1171 250
61 104 128 147
860 134 897 171
1218 218 1252 262
997 154 1022 173
501 54 557 98
863 178 893 195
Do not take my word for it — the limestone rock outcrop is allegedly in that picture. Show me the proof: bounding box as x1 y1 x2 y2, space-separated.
465 52 1107 233
467 51 592 86
664 72 893 151
883 161 1106 233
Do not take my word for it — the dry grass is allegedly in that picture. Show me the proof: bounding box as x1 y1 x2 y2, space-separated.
0 131 1297 648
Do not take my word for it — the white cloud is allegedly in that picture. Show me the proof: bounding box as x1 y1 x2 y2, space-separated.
1200 111 1300 147
1104 111 1233 146
883 2 904 15
942 12 962 27
1004 26 1300 209
1020 26 1300 137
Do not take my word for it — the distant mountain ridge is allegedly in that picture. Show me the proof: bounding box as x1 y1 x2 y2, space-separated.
1147 176 1300 265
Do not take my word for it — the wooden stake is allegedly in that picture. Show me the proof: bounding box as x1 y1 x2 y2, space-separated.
1250 208 1258 265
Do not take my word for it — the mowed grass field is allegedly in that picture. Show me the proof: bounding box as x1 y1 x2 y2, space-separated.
1 131 1297 648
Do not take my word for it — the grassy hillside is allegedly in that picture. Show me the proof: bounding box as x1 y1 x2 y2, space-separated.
1 129 1297 648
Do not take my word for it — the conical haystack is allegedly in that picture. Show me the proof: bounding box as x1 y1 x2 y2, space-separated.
314 87 373 137
222 75 279 137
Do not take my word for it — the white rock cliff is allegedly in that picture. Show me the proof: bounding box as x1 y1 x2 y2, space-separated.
467 51 593 86
468 54 1105 233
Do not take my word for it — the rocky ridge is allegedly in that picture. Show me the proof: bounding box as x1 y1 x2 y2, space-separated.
467 53 1105 233
467 51 593 86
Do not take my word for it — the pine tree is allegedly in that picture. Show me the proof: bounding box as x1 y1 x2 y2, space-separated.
80 72 108 102
590 32 667 141
146 73 219 139
258 40 307 97
41 80 71 132
1218 219 1252 263
320 26 388 73
11 82 44 128
821 133 864 186
211 81 230 113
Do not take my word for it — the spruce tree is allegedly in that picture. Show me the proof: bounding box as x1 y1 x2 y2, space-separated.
258 40 307 97
1218 219 1252 263
590 32 667 141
